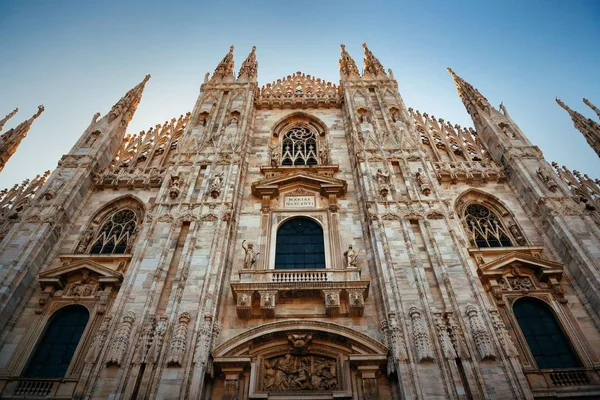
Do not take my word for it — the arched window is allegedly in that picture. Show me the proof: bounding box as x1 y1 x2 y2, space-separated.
281 126 318 166
463 203 512 248
89 208 138 254
23 305 89 378
513 298 580 369
275 217 325 270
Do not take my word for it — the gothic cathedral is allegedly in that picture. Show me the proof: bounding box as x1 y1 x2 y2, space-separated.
0 44 600 399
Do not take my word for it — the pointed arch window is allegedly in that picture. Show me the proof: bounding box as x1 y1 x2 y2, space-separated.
281 126 318 166
23 305 89 378
275 217 325 270
513 297 580 369
463 203 512 248
89 208 138 254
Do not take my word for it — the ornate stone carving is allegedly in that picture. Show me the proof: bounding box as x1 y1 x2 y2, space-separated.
348 289 365 317
85 315 112 363
256 72 341 109
415 168 431 196
106 310 135 366
242 240 259 269
288 333 312 355
76 227 95 254
193 313 213 366
409 307 434 362
169 175 180 199
324 290 341 317
35 291 51 315
537 167 558 193
133 315 155 364
262 354 338 391
260 291 276 318
236 291 253 319
432 308 457 360
508 276 534 291
167 312 191 366
209 172 223 199
489 309 519 358
376 168 390 197
465 304 496 360
384 313 408 370
343 245 358 268
447 311 470 359
43 173 64 201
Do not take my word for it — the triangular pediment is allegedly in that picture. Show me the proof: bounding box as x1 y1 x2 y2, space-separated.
39 259 123 289
479 251 563 280
252 171 346 198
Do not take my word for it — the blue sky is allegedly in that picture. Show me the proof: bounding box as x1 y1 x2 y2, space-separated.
1 0 599 188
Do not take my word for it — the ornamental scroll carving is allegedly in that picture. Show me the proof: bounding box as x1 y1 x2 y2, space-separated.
262 354 338 392
465 304 496 360
106 310 135 366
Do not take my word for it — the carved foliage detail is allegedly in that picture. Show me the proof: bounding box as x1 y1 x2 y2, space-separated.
167 312 191 366
409 307 434 362
465 304 496 360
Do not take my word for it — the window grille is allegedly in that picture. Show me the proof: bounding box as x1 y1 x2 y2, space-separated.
464 204 512 248
90 208 137 254
513 298 580 369
23 305 89 378
275 218 325 270
281 126 318 166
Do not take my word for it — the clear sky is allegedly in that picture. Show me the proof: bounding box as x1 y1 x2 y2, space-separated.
1 0 599 188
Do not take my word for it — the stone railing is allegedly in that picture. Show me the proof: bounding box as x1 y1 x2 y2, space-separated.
232 268 369 319
548 369 590 387
14 380 54 396
239 268 362 284
433 161 505 184
93 166 166 189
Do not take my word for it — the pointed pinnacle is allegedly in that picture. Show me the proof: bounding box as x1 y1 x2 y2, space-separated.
107 75 150 125
339 44 360 79
362 43 387 77
583 98 600 119
238 46 258 80
0 108 19 132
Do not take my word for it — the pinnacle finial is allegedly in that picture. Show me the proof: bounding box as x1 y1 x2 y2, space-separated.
339 44 360 79
556 97 600 157
238 46 258 81
0 105 45 172
0 108 19 132
211 45 236 83
362 42 386 78
107 74 151 125
583 98 600 119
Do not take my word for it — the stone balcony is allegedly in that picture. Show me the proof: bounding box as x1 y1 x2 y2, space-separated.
231 268 369 319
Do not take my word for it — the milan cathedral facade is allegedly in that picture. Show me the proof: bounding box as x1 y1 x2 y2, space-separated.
0 44 599 399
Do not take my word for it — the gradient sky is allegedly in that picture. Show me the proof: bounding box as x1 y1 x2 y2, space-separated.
1 0 599 189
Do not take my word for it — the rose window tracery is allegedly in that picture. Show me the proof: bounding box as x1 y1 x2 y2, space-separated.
281 126 318 166
89 209 138 254
464 203 512 248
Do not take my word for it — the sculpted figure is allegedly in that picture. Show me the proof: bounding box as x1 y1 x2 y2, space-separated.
242 240 259 269
536 167 558 192
343 245 358 268
376 168 390 184
270 144 279 167
77 227 95 253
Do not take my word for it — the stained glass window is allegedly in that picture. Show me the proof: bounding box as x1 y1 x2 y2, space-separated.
281 127 318 166
464 204 512 248
89 208 137 254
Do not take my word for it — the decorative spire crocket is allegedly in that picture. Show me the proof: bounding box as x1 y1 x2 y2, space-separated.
0 105 44 172
339 44 360 80
211 45 235 83
238 46 258 82
362 43 387 78
0 108 18 133
108 74 151 126
556 98 600 158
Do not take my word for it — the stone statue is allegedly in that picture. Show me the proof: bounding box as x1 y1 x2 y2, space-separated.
76 227 95 253
536 167 558 192
376 168 389 184
242 240 259 269
319 146 330 165
343 245 358 268
270 144 279 167
416 168 431 196
209 172 223 198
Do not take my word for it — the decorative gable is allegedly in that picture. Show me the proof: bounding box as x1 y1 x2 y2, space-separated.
256 72 341 109
39 259 123 291
252 170 347 198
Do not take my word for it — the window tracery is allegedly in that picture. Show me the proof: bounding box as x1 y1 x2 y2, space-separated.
88 208 138 254
463 203 512 248
281 127 318 166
